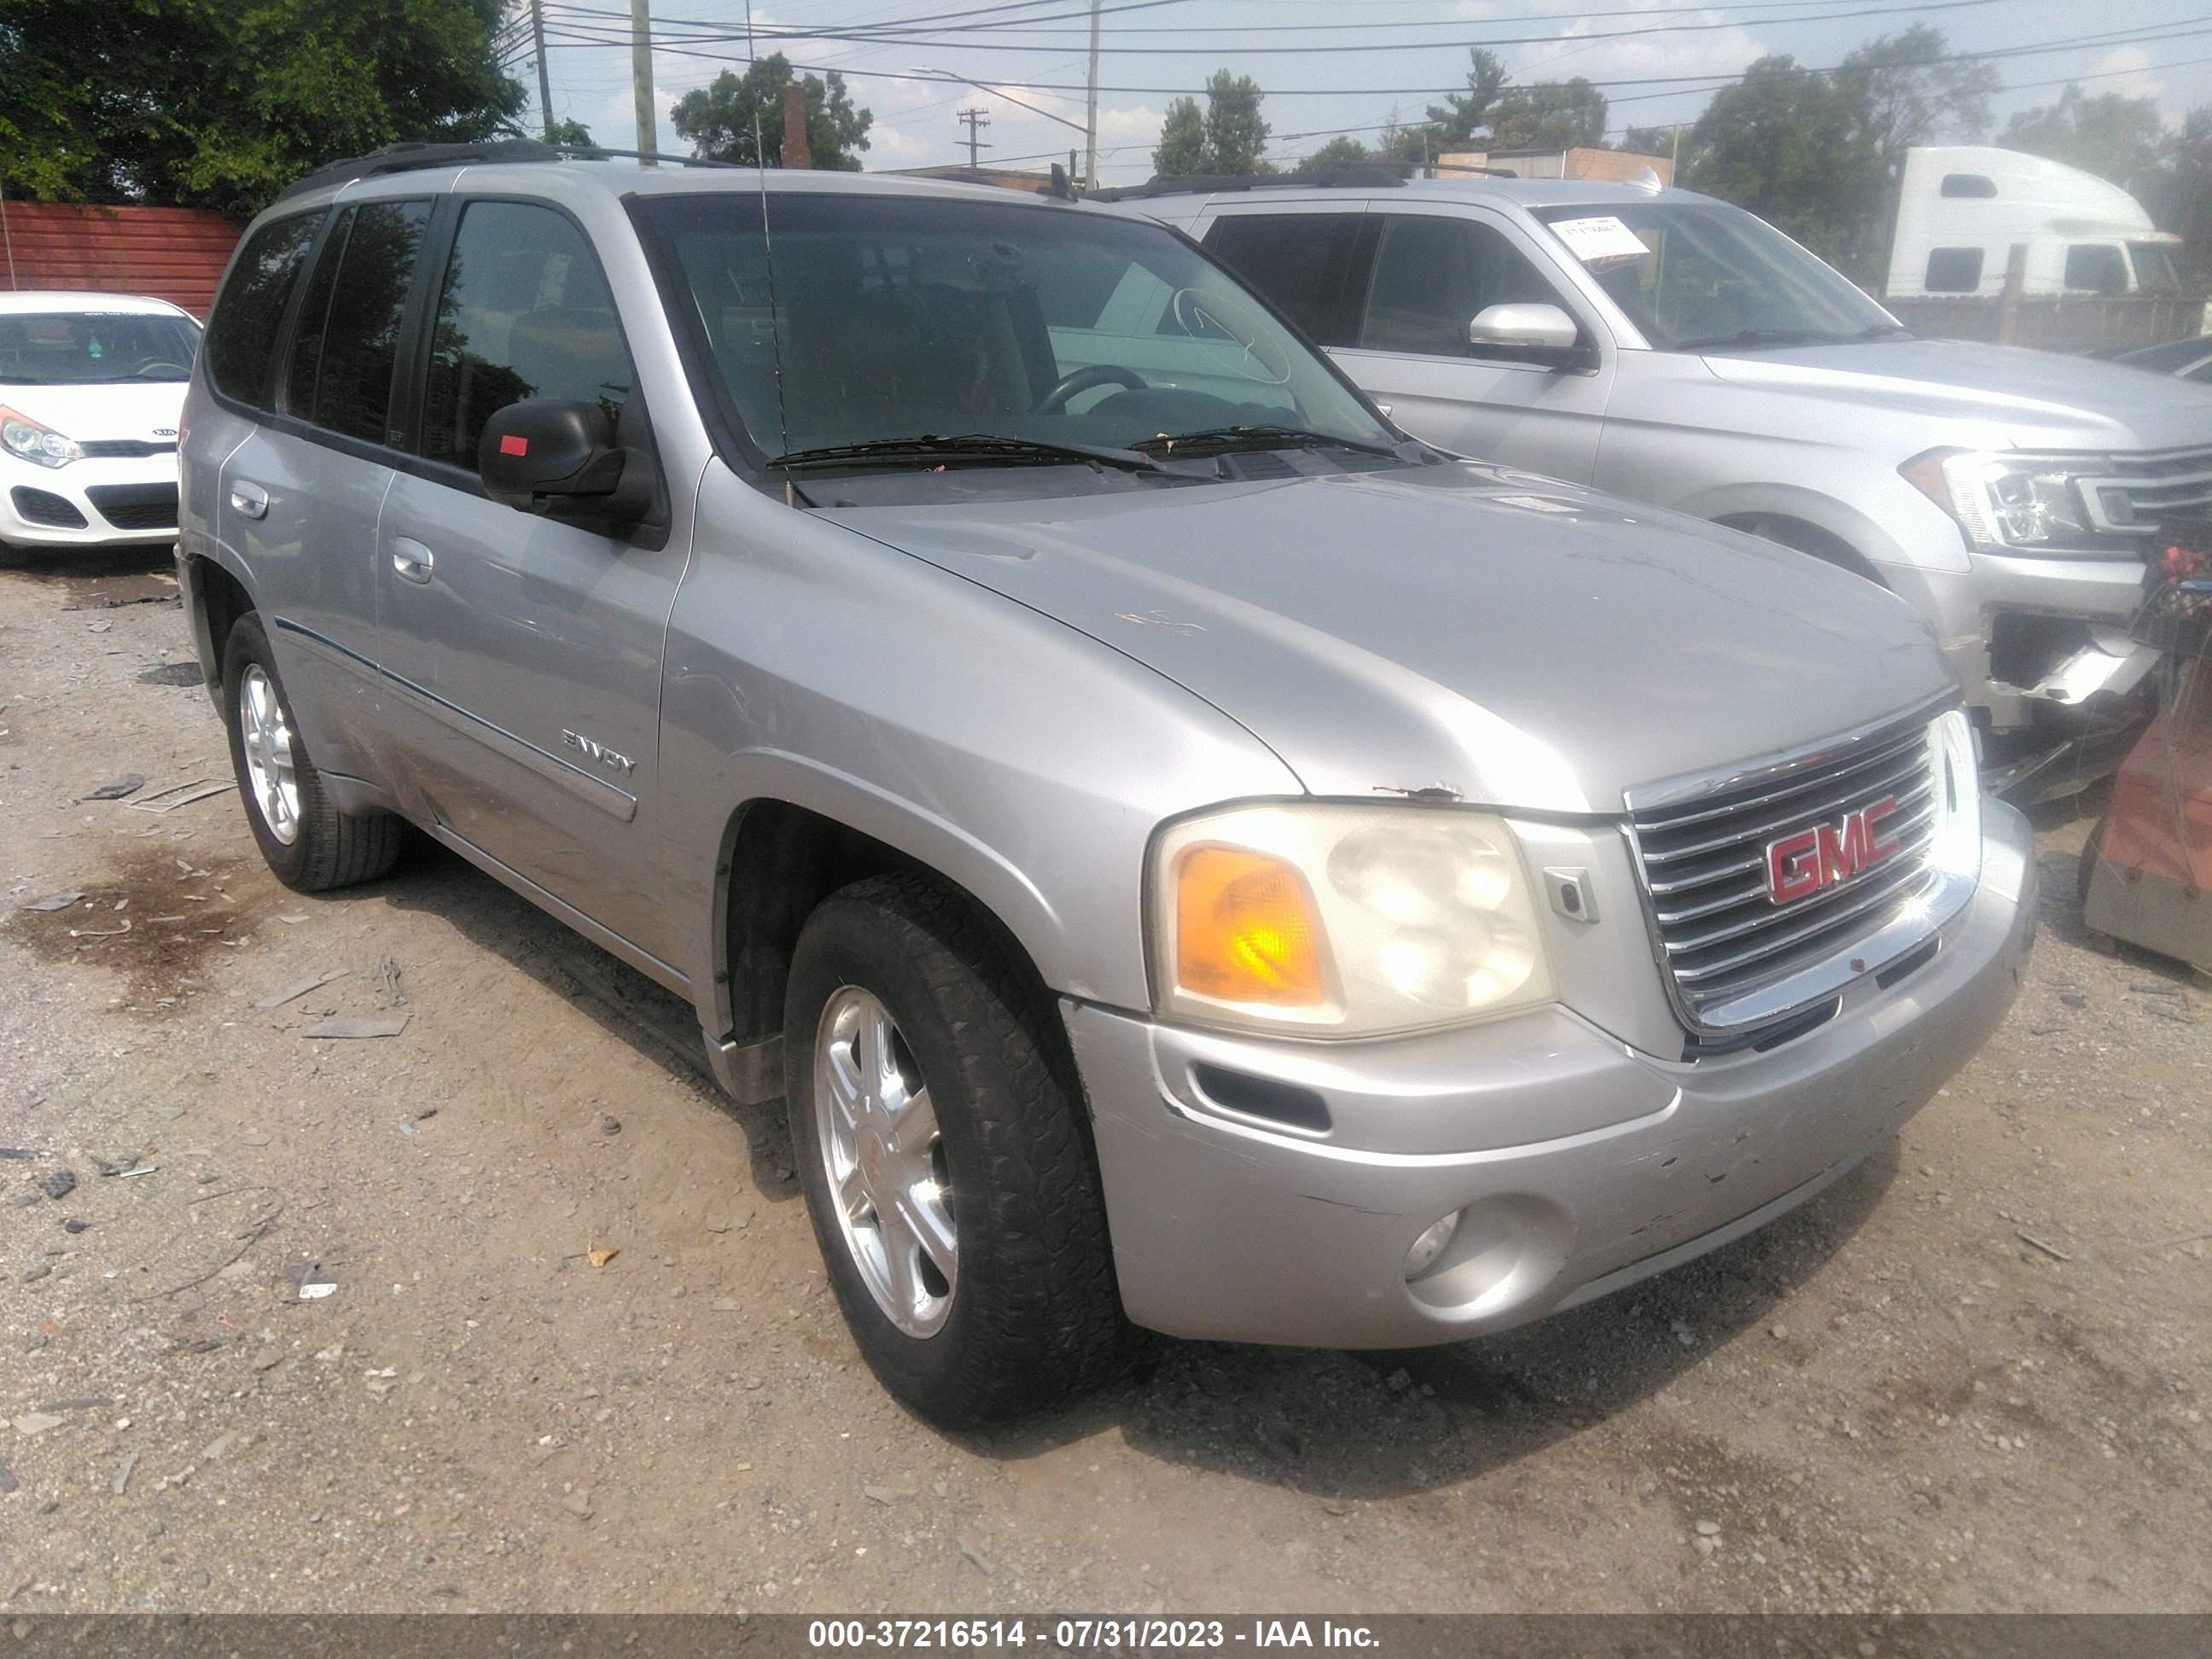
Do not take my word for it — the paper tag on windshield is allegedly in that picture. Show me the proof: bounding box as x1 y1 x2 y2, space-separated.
1548 216 1650 266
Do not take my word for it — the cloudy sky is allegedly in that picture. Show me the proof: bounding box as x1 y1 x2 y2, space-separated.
521 0 2209 183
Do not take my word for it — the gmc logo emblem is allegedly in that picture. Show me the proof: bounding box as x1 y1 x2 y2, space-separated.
1765 797 1901 904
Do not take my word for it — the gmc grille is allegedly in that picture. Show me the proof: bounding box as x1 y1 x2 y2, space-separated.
1626 711 1946 1036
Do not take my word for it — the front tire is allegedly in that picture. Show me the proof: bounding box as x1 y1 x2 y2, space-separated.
220 613 403 892
784 874 1126 1426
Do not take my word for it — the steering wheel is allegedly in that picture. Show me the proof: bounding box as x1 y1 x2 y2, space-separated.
1169 288 1293 387
1037 364 1146 415
130 359 192 379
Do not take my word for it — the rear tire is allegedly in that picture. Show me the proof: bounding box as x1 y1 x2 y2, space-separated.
783 873 1126 1426
221 613 403 893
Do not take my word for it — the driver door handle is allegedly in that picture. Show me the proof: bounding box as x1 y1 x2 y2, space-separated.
229 481 268 520
392 538 435 585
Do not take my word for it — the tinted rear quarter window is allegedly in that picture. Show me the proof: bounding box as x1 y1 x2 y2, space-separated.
419 201 633 470
205 213 321 409
289 199 431 445
1203 213 1364 346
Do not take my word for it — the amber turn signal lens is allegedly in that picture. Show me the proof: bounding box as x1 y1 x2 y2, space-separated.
1173 846 1328 1007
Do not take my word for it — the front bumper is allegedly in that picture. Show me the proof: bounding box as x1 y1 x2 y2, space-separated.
1069 801 2036 1349
1 454 180 549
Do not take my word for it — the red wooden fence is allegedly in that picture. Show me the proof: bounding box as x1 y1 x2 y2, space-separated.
0 201 242 319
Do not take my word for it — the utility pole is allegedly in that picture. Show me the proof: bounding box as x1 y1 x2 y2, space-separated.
1083 0 1101 189
631 0 658 165
958 108 991 171
531 0 554 141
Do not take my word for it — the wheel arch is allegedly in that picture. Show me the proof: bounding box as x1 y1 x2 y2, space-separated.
706 788 1074 1064
179 549 257 707
1712 510 1889 589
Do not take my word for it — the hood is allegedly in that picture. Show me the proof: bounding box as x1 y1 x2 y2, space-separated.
0 381 189 444
824 463 1948 815
1701 339 2212 453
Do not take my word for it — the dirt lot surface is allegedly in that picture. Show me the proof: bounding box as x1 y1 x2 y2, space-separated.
1 546 2208 1617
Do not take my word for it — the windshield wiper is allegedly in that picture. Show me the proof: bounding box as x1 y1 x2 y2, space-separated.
1130 423 1400 458
770 433 1165 474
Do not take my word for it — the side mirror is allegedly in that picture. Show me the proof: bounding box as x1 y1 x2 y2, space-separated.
479 399 656 526
1468 302 1584 363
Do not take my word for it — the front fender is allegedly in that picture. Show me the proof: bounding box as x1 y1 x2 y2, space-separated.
654 468 1302 1033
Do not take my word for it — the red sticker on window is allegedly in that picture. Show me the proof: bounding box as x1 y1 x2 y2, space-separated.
499 434 529 457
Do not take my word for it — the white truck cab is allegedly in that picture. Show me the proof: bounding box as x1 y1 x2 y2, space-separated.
1886 145 2184 300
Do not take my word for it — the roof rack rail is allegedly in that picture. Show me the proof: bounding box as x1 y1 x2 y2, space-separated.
276 139 740 201
1090 166 1411 203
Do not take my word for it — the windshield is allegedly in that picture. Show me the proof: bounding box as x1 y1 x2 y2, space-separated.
640 192 1394 469
1532 201 1899 352
0 311 201 385
2127 242 2182 294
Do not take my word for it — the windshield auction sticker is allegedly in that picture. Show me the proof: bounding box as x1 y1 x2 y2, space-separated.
1547 215 1650 266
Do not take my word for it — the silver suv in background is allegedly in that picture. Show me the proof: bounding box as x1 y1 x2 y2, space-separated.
1115 173 2212 796
180 146 2034 1425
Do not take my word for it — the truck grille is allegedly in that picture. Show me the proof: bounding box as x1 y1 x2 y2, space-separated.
2085 444 2212 532
1626 711 1946 1036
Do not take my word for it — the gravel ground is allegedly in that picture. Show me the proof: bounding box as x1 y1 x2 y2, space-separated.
2 544 2208 1615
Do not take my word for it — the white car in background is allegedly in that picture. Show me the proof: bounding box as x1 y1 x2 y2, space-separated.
0 291 201 553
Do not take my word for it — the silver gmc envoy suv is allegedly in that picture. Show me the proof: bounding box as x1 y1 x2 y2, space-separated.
179 146 2034 1425
1117 173 2212 796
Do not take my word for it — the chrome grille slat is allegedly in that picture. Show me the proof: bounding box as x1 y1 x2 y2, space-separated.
1653 875 1770 924
1636 748 1932 864
1644 852 1763 897
1626 708 1947 1036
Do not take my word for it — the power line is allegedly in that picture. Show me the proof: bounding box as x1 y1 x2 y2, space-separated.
544 0 2031 55
535 17 2212 96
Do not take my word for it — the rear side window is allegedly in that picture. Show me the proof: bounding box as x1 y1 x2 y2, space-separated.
1939 174 1997 199
286 199 432 445
1203 213 1365 346
418 201 634 470
1924 247 1984 293
205 213 320 410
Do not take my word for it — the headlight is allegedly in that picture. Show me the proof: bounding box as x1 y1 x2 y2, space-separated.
1149 801 1556 1039
0 406 84 469
1924 708 1982 880
1901 447 2116 555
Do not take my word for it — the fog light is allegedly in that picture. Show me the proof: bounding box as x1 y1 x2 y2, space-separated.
1405 1210 1462 1280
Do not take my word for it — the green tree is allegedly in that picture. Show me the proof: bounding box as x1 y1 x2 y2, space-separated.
669 54 873 171
1424 49 1510 148
1689 55 1884 277
1836 25 1999 174
1151 70 1272 176
1301 135 1372 171
1154 96 1207 176
2002 84 2168 191
1489 78 1608 151
544 117 595 148
1202 70 1272 175
0 0 522 216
